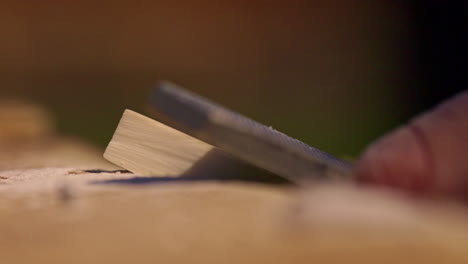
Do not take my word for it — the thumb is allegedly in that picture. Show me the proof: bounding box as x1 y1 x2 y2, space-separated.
356 91 468 198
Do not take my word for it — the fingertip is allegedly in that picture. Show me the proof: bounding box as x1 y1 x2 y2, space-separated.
356 90 468 197
355 143 382 184
356 127 431 193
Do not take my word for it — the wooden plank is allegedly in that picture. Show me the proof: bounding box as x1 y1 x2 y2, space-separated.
2 180 468 263
104 109 215 176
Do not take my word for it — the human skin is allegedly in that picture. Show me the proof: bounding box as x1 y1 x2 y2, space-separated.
356 91 468 200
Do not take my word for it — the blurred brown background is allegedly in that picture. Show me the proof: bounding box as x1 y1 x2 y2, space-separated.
2 0 461 158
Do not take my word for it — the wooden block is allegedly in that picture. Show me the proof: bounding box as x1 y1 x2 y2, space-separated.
0 99 54 141
104 109 215 176
0 100 117 170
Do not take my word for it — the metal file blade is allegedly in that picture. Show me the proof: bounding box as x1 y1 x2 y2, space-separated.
147 81 353 184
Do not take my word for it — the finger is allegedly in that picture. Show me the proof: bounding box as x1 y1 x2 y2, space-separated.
356 91 468 197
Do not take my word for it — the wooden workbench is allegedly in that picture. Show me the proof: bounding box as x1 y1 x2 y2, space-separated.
1 102 468 264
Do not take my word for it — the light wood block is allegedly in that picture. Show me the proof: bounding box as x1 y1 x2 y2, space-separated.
104 109 215 176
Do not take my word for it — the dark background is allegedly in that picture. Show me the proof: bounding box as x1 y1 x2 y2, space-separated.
0 0 466 159
408 0 466 110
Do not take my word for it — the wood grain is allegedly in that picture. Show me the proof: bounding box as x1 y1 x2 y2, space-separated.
104 109 215 176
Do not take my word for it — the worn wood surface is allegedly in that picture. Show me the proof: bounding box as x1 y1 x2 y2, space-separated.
2 101 468 264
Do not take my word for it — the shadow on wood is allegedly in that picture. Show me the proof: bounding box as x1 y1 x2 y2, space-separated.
94 149 287 185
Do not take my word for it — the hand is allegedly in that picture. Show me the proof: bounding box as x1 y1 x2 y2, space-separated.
356 91 468 199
